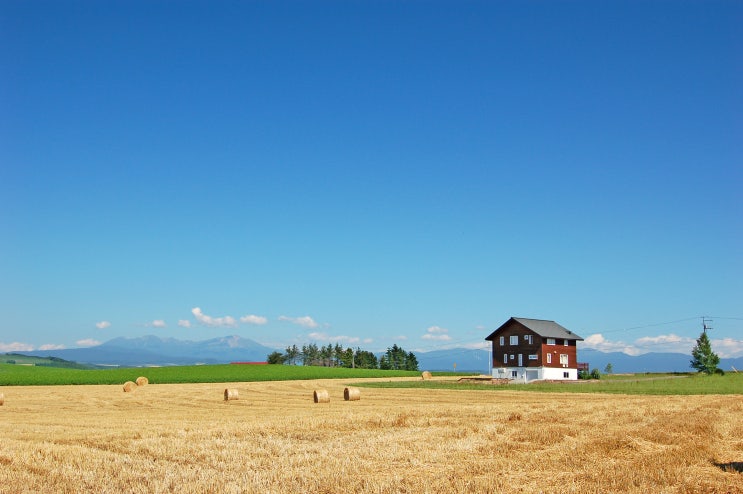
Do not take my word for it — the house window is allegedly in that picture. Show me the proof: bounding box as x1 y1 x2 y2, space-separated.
509 335 518 346
560 354 569 367
564 339 569 346
528 354 538 360
503 354 507 364
547 338 556 345
563 372 569 378
511 371 518 378
546 353 552 364
524 334 532 344
499 336 504 346
510 354 514 360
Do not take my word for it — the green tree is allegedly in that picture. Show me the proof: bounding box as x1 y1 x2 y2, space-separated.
284 345 300 365
379 345 417 371
333 343 344 367
339 347 354 368
604 363 613 374
354 349 378 369
404 351 419 371
266 351 285 365
302 343 319 366
690 331 720 374
320 344 333 366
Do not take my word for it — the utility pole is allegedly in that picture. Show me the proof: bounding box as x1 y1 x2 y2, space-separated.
702 316 713 334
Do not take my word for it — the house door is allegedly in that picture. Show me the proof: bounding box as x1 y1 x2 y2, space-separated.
518 354 523 367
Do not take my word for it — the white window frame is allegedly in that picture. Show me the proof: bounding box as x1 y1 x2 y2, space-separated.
509 335 518 346
511 371 518 378
547 338 556 346
560 354 569 367
528 354 538 360
503 354 507 364
564 339 569 346
546 353 552 364
499 336 504 346
563 372 569 378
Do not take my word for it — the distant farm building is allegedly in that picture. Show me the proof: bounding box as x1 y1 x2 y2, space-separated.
486 317 584 382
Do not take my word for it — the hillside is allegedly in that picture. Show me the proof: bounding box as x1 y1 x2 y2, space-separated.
1 353 92 369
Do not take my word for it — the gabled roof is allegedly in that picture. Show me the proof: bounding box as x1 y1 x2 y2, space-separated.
485 317 583 341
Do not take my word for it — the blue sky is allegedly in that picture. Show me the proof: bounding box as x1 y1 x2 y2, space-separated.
1 1 741 358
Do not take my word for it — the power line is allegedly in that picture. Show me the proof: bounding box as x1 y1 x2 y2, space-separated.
593 317 700 335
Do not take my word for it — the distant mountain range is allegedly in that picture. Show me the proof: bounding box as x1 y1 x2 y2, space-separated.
9 335 743 373
14 335 276 367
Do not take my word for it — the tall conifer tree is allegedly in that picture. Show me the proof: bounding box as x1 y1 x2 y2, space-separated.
690 330 720 374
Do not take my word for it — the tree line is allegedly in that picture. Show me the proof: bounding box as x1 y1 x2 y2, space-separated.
267 343 418 371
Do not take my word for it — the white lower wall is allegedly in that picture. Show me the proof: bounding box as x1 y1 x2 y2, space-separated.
541 367 577 381
492 366 578 382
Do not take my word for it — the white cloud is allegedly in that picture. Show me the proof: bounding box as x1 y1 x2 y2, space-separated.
76 339 101 347
0 342 34 352
362 338 374 344
710 338 743 359
635 334 687 345
96 321 111 329
279 315 318 328
463 341 490 350
426 326 448 334
178 319 192 328
151 319 167 328
580 332 743 358
307 332 360 344
393 335 408 341
581 334 642 355
240 314 268 325
634 333 694 354
422 326 452 341
192 307 237 327
39 344 66 351
580 333 643 355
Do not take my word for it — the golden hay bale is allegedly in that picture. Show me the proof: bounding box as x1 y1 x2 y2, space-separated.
313 389 330 403
123 381 137 393
135 376 149 386
0 392 4 406
224 388 239 401
422 371 432 380
344 387 361 401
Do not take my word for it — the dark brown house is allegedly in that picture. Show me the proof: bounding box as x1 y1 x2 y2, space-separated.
485 317 584 382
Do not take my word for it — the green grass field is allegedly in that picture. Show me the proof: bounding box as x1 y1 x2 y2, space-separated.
2 362 740 395
353 372 743 395
0 363 420 386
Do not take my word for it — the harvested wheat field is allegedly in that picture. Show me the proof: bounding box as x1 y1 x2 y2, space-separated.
0 378 741 493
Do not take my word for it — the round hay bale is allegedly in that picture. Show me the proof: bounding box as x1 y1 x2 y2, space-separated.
123 381 137 393
421 371 432 380
344 387 361 401
135 376 149 386
313 389 330 403
0 392 4 406
224 388 239 401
